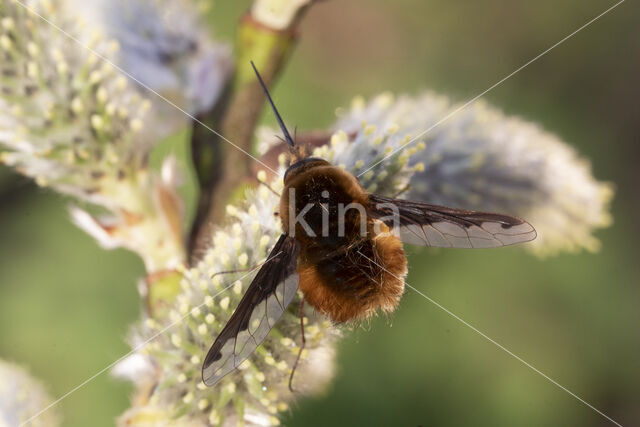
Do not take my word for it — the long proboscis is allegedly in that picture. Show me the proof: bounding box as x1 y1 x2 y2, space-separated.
250 60 296 148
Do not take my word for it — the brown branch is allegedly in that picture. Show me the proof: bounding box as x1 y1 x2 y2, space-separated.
188 3 319 263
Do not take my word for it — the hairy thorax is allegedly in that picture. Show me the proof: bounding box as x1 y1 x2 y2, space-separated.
279 161 408 323
280 163 368 246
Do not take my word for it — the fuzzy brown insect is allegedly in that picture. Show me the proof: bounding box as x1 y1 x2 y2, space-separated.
202 62 537 388
280 158 408 323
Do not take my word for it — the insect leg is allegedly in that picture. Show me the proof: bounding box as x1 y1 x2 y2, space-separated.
392 183 411 198
210 257 271 280
289 297 306 392
257 176 281 198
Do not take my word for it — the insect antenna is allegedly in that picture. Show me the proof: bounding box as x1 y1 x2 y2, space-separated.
250 61 296 149
257 174 282 198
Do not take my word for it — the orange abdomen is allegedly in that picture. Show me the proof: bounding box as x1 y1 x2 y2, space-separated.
298 232 407 322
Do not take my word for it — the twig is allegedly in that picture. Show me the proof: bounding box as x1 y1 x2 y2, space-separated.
188 1 319 262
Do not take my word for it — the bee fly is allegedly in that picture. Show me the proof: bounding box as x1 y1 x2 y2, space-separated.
202 62 537 388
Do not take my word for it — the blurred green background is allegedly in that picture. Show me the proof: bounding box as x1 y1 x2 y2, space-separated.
1 0 639 425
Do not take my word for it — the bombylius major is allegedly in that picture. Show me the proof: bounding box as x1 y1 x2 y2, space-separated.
202 62 537 388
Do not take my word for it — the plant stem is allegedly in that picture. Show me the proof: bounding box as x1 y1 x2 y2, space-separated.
188 2 316 262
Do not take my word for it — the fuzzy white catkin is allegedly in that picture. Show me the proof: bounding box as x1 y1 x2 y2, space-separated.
119 120 422 426
0 0 154 202
68 0 232 124
0 359 60 427
334 92 613 256
0 0 186 270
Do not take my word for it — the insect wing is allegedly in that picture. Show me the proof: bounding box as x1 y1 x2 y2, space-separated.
369 194 536 248
202 234 300 386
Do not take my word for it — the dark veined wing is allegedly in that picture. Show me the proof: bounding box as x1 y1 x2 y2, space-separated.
202 234 300 386
369 194 536 248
